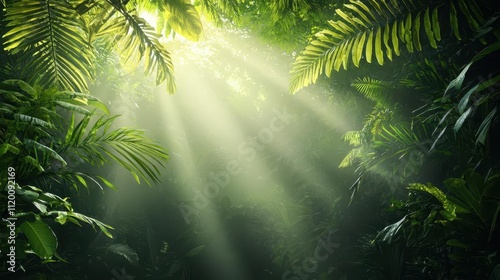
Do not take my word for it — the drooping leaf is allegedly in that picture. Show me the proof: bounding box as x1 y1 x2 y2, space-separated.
47 211 114 238
454 107 472 133
457 84 479 114
98 6 176 93
107 243 139 265
476 107 497 145
163 0 203 41
24 139 67 167
375 27 384 65
376 216 407 243
19 219 58 260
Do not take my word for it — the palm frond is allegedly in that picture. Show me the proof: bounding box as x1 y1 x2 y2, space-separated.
343 130 363 146
98 3 176 93
198 0 241 26
339 147 362 168
62 114 169 185
290 0 489 93
162 0 203 41
3 0 94 91
352 77 395 105
270 0 310 22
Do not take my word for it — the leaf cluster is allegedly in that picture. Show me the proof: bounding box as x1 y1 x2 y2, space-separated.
290 0 497 94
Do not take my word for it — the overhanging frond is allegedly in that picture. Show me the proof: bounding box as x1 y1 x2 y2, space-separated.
290 0 489 93
162 0 203 41
198 0 240 26
3 0 94 92
99 1 176 93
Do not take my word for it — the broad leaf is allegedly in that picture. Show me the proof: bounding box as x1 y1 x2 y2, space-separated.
20 219 58 260
164 0 203 41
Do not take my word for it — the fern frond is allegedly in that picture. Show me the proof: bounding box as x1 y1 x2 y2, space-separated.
351 77 394 104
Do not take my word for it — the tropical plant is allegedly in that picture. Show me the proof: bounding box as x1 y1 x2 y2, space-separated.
0 80 168 188
440 43 500 160
371 168 500 279
339 77 434 197
0 80 169 277
289 0 499 94
0 0 240 93
236 0 337 50
0 184 114 262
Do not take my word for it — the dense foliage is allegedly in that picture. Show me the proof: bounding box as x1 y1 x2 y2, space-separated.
1 0 499 279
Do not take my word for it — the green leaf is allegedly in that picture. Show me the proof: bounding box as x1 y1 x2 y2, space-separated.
87 99 110 115
163 0 203 41
16 187 39 203
48 211 114 238
444 62 472 96
13 113 52 128
366 30 374 63
2 79 37 97
55 212 67 225
383 23 393 61
432 6 441 41
344 4 371 26
476 107 497 145
23 155 44 172
106 244 139 265
408 183 457 219
392 20 400 56
65 114 75 144
413 12 422 51
24 139 67 167
404 13 413 52
457 84 479 114
55 101 91 115
375 27 384 65
3 1 94 91
454 107 472 133
20 219 58 260
0 143 20 156
424 8 437 48
450 2 461 40
376 216 407 243
101 8 176 92
288 0 486 93
354 31 367 67
97 176 117 190
445 178 482 218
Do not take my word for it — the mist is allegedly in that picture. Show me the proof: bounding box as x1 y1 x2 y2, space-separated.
3 1 498 279
85 22 357 280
